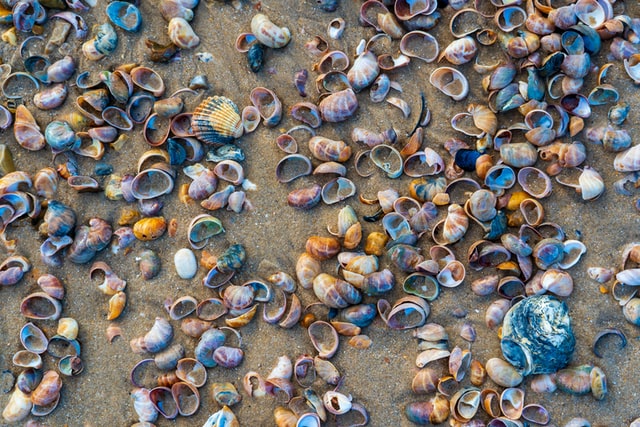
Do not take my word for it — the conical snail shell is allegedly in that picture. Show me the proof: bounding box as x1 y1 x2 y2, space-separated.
191 96 244 145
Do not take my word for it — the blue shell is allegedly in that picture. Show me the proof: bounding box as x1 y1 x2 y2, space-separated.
526 68 545 102
501 295 575 376
94 23 118 55
206 144 245 163
195 328 226 368
45 121 80 152
247 43 264 73
454 149 481 171
167 138 187 165
106 1 142 32
484 210 507 240
338 303 377 327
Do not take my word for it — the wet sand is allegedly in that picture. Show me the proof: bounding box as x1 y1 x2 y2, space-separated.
1 0 640 426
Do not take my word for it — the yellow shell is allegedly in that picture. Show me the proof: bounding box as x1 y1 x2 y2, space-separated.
107 291 126 320
133 216 167 241
192 96 243 145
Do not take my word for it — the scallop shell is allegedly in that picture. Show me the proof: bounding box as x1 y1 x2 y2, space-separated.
191 96 243 145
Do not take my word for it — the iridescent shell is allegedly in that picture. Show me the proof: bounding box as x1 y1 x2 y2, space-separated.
501 295 575 376
192 96 243 145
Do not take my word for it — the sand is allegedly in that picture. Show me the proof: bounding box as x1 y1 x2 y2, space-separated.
0 0 640 426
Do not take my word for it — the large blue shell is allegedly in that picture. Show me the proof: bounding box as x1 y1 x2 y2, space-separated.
501 295 575 376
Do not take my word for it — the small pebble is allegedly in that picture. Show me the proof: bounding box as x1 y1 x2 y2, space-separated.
0 369 14 393
175 248 197 279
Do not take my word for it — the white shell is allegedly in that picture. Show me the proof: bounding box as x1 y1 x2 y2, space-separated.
168 17 200 49
250 13 291 49
174 248 197 279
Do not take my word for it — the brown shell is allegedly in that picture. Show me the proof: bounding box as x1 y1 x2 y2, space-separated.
305 236 340 260
191 96 243 145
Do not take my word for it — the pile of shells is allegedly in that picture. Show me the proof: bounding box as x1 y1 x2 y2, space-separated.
0 0 639 424
2 271 83 423
242 355 369 427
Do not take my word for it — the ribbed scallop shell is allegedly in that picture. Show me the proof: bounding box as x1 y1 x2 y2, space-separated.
191 96 243 145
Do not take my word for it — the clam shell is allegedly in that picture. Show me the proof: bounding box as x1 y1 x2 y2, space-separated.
192 96 243 145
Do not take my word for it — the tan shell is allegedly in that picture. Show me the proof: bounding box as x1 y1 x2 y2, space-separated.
192 96 243 145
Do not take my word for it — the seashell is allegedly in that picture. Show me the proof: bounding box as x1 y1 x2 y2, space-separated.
296 252 321 289
319 177 355 205
379 296 429 331
370 144 403 179
529 373 557 394
405 394 450 425
313 273 362 308
14 105 45 151
127 93 155 124
614 143 640 172
412 368 439 394
36 274 64 300
556 365 593 395
107 291 127 320
171 381 200 416
399 31 439 64
31 370 62 407
287 184 322 210
83 23 118 61
238 107 260 135
367 74 390 104
2 387 32 422
590 365 607 400
308 321 339 359
57 317 78 341
501 295 574 376
106 1 142 32
377 52 411 71
308 136 351 162
251 13 291 49
34 83 68 110
212 382 242 407
168 17 199 49
213 345 244 368
192 96 243 145
133 217 167 241
494 6 527 33
133 317 173 354
20 292 62 320
499 143 537 168
348 50 379 92
246 43 264 72
250 87 282 127
429 67 469 101
623 53 640 83
485 357 523 387
149 386 178 419
203 406 239 427
19 322 48 354
131 387 159 422
319 88 359 122
439 36 477 65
